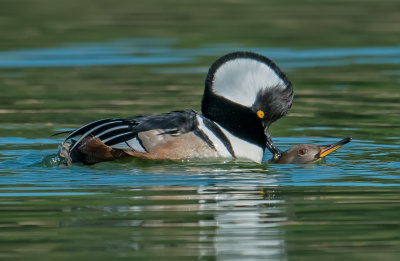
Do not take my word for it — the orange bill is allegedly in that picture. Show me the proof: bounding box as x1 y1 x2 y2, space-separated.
318 137 352 158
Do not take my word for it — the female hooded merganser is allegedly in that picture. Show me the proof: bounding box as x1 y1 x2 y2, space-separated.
58 51 294 165
271 137 352 164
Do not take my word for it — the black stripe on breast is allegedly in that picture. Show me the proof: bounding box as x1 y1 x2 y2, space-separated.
194 129 216 151
202 118 236 158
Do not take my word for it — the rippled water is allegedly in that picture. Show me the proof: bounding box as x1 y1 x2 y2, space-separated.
1 123 399 260
1 1 400 260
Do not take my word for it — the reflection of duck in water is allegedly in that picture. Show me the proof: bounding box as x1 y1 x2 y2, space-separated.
57 52 350 165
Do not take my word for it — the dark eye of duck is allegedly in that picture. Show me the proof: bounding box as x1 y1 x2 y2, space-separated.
298 148 308 156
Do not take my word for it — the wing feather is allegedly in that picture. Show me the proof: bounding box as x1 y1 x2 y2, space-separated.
64 110 199 155
103 132 137 146
69 120 124 152
65 118 113 140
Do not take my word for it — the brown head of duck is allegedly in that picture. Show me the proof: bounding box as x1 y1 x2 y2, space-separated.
270 137 352 164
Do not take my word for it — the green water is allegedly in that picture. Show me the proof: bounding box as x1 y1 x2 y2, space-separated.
1 0 400 260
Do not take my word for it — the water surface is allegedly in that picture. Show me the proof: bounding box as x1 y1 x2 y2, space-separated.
1 1 400 260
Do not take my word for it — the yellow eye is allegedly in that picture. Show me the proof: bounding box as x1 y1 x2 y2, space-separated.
257 110 264 119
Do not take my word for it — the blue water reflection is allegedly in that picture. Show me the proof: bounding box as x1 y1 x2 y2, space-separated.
1 38 400 70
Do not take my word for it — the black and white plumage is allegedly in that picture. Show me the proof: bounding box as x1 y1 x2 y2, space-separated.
58 51 293 165
202 52 293 159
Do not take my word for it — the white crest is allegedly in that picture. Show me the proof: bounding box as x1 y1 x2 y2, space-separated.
212 58 286 107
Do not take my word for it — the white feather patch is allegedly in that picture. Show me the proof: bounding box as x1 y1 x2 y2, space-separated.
102 132 132 144
110 142 131 150
212 58 286 107
216 122 264 163
196 115 232 158
126 137 147 152
111 137 147 153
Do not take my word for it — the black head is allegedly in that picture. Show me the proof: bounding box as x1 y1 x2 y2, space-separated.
202 52 293 155
271 137 352 164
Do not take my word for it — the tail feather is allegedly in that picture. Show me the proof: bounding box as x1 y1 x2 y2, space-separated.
58 142 73 166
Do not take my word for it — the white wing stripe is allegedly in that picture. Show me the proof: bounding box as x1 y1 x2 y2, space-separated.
108 142 131 150
97 125 130 138
66 118 112 140
102 131 133 144
70 120 123 151
110 138 146 153
125 138 146 152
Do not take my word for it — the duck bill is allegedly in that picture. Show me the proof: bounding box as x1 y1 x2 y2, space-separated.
318 137 352 159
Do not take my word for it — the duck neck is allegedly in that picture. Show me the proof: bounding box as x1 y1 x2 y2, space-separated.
202 91 266 149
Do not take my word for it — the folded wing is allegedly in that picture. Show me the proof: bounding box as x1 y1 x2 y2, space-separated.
65 110 202 156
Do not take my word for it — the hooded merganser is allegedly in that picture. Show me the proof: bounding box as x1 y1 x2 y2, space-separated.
58 51 293 165
271 137 352 164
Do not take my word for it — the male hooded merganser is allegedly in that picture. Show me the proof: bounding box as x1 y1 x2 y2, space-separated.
271 137 352 164
58 51 293 165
